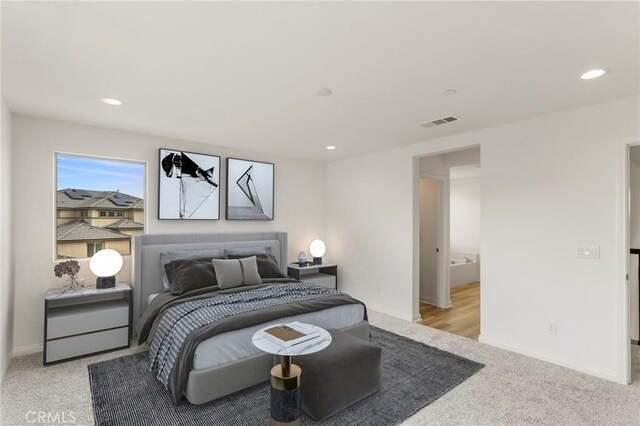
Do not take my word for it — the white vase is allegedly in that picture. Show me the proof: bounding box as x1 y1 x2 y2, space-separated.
297 251 308 264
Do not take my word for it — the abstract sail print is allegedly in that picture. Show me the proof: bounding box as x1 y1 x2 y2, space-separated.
159 149 221 220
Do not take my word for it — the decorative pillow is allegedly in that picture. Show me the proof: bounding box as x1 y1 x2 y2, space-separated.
212 256 262 289
227 253 286 279
160 249 225 291
223 246 272 257
164 258 219 295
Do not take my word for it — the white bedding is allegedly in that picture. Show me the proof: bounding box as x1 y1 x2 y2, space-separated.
145 291 366 370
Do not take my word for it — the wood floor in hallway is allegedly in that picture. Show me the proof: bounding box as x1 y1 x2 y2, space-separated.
419 282 480 340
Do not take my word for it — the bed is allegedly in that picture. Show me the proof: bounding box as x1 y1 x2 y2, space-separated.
132 232 369 404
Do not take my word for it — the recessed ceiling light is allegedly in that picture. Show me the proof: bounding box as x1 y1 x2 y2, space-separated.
326 145 336 150
443 89 457 96
101 98 123 106
580 69 606 80
315 88 333 97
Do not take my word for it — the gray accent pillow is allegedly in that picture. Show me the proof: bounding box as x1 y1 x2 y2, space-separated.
160 249 225 291
224 246 272 257
227 253 286 279
212 256 262 289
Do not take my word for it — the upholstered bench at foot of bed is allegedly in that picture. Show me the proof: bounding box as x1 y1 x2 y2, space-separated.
183 320 370 404
296 328 382 421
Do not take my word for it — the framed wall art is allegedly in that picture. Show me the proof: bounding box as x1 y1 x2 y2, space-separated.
158 149 220 220
226 157 274 220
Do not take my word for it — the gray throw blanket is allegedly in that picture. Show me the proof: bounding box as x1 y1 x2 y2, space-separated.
149 283 347 390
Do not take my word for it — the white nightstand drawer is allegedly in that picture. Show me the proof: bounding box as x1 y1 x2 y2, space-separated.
47 299 129 339
45 327 129 363
299 273 336 289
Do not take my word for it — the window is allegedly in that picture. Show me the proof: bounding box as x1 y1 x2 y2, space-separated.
87 242 105 257
56 154 145 259
87 242 104 257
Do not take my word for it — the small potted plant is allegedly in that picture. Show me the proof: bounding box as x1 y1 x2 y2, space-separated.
54 260 84 290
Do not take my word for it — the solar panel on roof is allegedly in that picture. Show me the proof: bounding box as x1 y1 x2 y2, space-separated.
74 189 91 197
115 193 135 203
109 197 130 206
64 190 84 200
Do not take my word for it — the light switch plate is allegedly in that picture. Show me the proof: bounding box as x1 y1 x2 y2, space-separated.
578 246 600 258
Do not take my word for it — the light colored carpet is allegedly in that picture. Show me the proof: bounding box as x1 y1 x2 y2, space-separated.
1 311 638 425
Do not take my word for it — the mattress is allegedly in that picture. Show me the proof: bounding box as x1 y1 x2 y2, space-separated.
192 303 365 370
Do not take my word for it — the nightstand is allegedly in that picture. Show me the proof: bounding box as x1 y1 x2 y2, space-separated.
288 263 338 290
44 283 132 365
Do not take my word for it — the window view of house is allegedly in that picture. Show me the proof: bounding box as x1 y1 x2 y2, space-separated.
56 154 145 259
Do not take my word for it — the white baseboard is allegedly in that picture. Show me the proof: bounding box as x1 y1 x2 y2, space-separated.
478 334 623 384
12 343 42 357
365 303 414 323
419 298 452 309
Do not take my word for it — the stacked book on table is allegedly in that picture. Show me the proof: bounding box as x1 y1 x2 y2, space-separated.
262 322 320 347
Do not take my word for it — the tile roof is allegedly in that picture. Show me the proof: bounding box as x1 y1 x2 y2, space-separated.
57 220 130 242
104 219 144 230
57 189 143 210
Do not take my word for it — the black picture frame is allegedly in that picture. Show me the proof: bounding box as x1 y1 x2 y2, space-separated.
158 148 221 220
225 157 275 220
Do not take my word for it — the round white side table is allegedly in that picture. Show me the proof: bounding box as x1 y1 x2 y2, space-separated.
252 324 332 426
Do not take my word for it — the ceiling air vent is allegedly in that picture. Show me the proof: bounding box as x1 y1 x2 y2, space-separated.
421 115 460 128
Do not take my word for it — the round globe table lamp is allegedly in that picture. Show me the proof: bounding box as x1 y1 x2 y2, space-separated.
90 249 123 289
309 239 326 265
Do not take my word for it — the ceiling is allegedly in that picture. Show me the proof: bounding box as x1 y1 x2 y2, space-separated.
2 2 638 162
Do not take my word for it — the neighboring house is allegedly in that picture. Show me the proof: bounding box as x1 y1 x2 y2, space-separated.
56 188 144 258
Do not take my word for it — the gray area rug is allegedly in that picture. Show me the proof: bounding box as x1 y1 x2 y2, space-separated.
88 326 483 426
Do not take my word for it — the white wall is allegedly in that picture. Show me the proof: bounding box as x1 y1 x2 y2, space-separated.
12 115 327 354
450 176 481 254
0 98 14 381
326 96 639 382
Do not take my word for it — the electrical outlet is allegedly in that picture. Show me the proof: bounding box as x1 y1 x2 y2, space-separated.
547 322 557 335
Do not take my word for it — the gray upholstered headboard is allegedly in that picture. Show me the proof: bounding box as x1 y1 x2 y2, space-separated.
132 232 287 332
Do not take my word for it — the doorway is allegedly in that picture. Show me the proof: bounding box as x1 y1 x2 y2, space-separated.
416 147 481 340
619 140 640 385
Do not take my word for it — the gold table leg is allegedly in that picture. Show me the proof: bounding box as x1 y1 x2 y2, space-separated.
270 355 302 426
